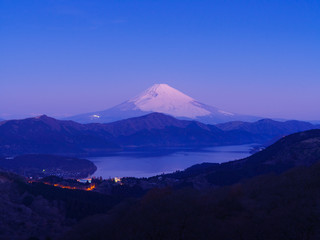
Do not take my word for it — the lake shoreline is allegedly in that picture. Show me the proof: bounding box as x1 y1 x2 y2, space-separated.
88 144 258 179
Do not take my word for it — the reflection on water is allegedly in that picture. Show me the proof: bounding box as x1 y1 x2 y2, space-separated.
89 144 257 179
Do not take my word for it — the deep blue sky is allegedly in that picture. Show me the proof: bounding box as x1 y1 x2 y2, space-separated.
1 0 319 120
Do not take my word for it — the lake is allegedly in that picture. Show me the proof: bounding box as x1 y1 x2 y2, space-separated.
89 144 256 179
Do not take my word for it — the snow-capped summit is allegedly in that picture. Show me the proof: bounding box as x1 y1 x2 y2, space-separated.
128 84 211 118
66 84 260 124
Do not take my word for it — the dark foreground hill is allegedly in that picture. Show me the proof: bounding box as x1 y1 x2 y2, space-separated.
0 113 318 155
64 164 320 240
0 170 124 240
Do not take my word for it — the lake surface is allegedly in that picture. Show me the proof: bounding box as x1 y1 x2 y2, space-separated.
89 144 256 179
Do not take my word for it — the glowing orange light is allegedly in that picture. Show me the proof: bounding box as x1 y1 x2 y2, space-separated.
27 179 96 191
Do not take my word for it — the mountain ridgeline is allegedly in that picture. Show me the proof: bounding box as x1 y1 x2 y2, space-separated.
0 113 319 156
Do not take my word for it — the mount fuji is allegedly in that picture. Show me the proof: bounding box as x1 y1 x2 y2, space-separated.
67 84 261 124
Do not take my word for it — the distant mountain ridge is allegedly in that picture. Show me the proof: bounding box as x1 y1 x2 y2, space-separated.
66 84 261 124
216 118 317 137
0 113 319 156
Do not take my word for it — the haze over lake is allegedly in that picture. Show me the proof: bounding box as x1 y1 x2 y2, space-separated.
89 144 255 178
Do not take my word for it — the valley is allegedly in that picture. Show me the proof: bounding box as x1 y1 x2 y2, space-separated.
1 129 320 239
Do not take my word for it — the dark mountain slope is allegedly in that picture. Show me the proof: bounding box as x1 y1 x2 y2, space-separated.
0 170 124 240
166 129 320 186
97 112 213 137
0 170 69 240
0 115 120 155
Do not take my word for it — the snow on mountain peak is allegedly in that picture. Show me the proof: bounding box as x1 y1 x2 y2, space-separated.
66 83 261 124
128 84 211 118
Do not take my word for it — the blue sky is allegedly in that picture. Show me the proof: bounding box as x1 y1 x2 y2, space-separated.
0 0 319 120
